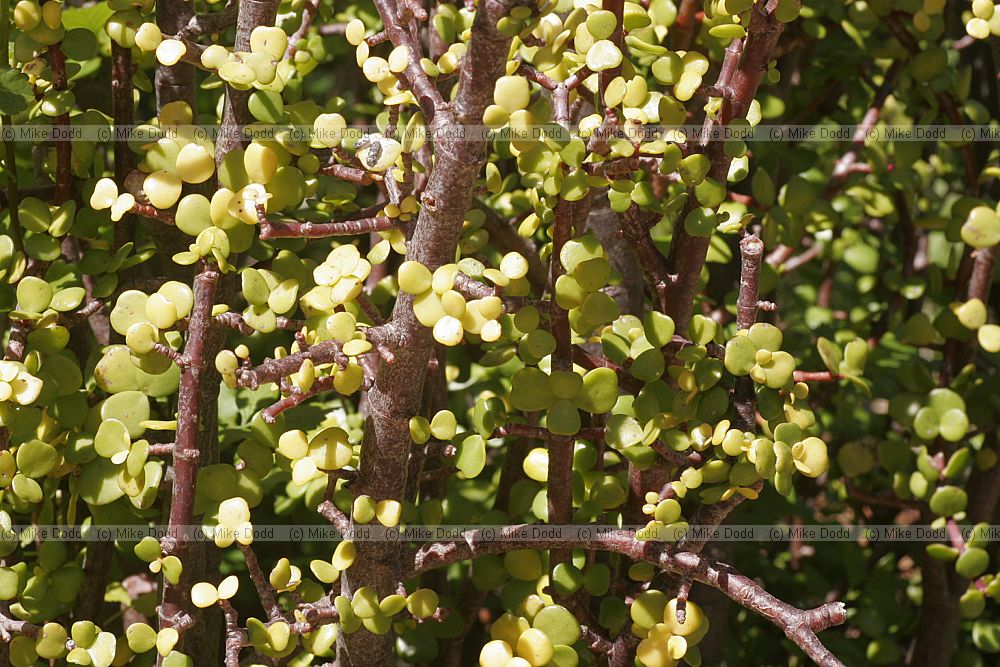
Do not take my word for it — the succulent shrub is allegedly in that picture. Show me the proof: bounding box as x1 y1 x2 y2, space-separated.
0 0 998 666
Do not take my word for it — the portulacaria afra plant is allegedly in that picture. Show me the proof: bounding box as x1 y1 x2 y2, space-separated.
0 0 999 665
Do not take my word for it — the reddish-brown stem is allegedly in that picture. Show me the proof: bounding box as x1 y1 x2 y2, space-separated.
148 443 175 456
599 0 624 96
408 527 847 666
515 61 559 90
827 61 901 193
111 42 135 249
337 3 518 660
286 0 319 58
236 339 349 389
671 0 700 51
320 162 376 185
152 342 187 366
262 375 338 423
181 0 239 38
649 440 704 468
60 299 107 328
355 292 386 325
781 243 824 274
155 0 196 109
237 542 284 621
793 371 843 383
218 600 245 667
132 203 176 225
259 216 396 239
620 205 673 313
48 43 71 204
547 190 574 583
663 3 784 327
369 0 445 118
158 269 220 637
494 423 605 441
572 346 644 394
733 235 764 431
216 0 280 162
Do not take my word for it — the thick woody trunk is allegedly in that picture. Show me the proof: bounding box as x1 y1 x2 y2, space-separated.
335 1 516 662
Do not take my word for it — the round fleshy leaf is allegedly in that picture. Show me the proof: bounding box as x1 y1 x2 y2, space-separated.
218 497 251 527
929 485 968 517
308 427 353 470
724 334 756 375
101 391 150 439
310 560 340 584
961 206 1000 249
546 399 581 436
95 418 131 460
217 575 239 599
586 39 623 72
747 322 783 352
791 437 828 478
191 582 219 608
111 291 150 337
510 368 557 412
532 604 581 646
939 408 969 442
455 434 486 477
15 439 58 478
523 447 548 482
16 276 53 313
50 287 86 312
576 367 619 414
126 623 157 653
606 414 643 449
156 628 179 657
956 547 990 579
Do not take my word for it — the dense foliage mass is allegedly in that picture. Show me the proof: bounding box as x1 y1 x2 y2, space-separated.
0 0 998 665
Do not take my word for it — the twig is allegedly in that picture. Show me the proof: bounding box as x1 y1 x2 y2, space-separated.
407 527 847 666
181 0 239 38
258 216 396 239
733 234 764 431
793 371 842 383
235 339 350 389
237 543 284 621
663 2 784 326
218 600 245 667
48 43 72 204
286 0 319 57
620 205 673 313
159 268 220 631
262 375 337 423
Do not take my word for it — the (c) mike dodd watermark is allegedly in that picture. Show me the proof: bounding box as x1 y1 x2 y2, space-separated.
2 523 996 543
2 123 998 143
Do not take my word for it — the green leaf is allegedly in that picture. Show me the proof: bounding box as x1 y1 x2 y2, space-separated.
0 68 34 116
956 547 989 579
455 435 486 478
929 485 968 517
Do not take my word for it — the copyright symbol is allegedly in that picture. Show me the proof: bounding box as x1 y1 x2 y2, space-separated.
482 528 496 542
1 126 13 142
769 528 781 541
866 528 879 543
98 527 111 542
865 127 879 143
98 126 111 143
194 126 208 142
962 127 974 142
386 527 400 542
769 127 783 141
289 527 302 541
580 527 592 541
